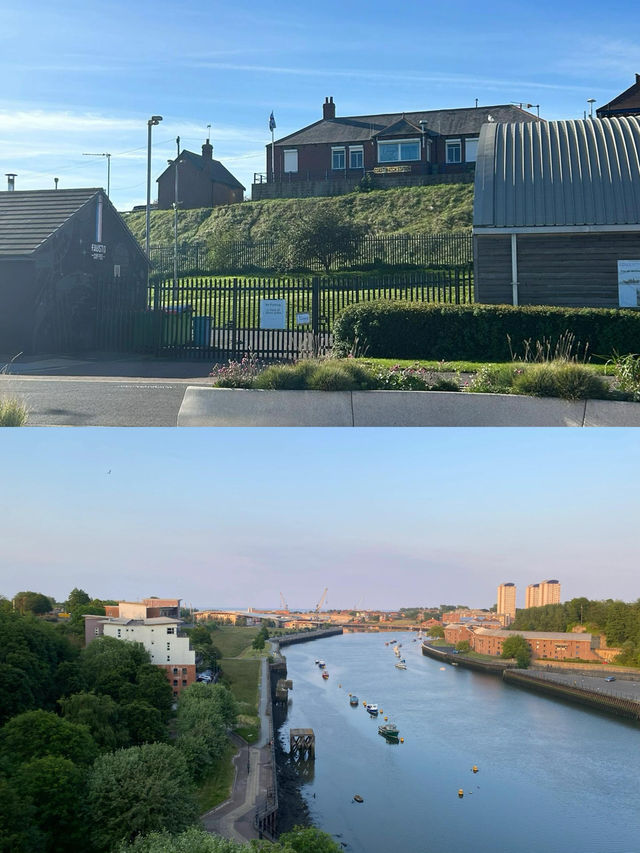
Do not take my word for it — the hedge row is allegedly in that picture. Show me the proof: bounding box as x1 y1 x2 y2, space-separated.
332 302 640 362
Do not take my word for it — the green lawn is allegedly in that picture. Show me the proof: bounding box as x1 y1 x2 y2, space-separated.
219 658 261 711
211 625 261 657
196 740 238 813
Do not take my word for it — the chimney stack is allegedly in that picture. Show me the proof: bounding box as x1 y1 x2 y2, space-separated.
6 173 17 191
323 96 336 120
202 139 213 161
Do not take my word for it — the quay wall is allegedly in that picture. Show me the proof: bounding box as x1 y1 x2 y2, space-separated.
422 642 640 723
276 628 343 647
503 670 640 723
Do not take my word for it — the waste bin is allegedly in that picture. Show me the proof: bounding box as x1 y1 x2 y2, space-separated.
193 316 213 347
162 306 192 345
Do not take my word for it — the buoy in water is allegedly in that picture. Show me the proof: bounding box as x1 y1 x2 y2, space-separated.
472 765 478 773
400 737 404 743
458 789 464 798
353 794 364 803
384 716 388 721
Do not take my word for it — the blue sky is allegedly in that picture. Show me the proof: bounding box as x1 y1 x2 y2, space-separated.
1 428 638 611
1 0 639 210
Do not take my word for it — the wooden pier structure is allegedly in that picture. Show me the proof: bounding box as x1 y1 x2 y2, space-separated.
289 728 315 760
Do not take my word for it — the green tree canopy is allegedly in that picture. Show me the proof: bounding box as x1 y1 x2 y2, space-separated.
116 826 256 852
65 588 91 611
12 591 55 615
278 825 343 853
0 709 98 771
277 207 366 273
13 755 88 852
0 774 42 853
87 743 198 852
59 691 130 751
80 636 150 701
429 624 445 639
501 634 532 668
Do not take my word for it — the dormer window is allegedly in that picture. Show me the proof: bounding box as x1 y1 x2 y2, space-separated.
377 139 420 163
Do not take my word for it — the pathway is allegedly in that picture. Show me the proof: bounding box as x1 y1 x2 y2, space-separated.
202 656 275 842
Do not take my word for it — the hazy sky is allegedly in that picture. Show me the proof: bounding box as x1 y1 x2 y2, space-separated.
1 428 637 611
1 0 638 209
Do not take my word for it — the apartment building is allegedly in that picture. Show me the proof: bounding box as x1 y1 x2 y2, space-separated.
497 583 517 624
525 580 561 608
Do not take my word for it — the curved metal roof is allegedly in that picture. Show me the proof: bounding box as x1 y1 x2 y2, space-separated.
473 116 640 230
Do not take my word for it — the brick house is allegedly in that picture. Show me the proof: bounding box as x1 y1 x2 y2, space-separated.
157 139 245 210
471 628 601 661
597 74 640 118
253 98 540 200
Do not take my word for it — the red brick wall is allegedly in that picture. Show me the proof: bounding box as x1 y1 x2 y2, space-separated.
159 663 196 696
472 634 599 661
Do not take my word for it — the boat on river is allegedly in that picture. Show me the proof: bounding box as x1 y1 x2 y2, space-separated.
378 723 400 740
350 695 359 706
395 661 407 670
366 703 379 715
322 671 329 679
318 660 326 668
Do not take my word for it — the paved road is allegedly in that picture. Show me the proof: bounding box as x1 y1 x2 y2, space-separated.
533 670 640 701
0 376 213 426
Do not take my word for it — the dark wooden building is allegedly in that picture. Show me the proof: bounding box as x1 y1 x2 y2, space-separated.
253 98 540 200
597 74 640 118
0 188 148 353
473 116 640 307
157 140 245 210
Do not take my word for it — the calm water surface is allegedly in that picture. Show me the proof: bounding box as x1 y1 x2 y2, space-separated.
279 632 640 853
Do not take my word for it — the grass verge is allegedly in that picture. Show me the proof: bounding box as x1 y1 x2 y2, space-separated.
196 739 238 813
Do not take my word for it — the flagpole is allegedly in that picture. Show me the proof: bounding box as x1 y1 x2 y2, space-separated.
271 128 275 181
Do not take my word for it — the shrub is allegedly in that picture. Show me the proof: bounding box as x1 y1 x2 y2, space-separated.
0 397 28 426
606 352 640 400
467 364 522 394
332 301 640 362
513 363 609 400
307 361 376 391
252 361 316 389
209 354 263 387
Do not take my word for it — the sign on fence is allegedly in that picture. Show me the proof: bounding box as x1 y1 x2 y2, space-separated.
260 299 287 329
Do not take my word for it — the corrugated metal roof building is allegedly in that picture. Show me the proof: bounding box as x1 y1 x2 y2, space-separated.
473 116 640 307
0 188 148 353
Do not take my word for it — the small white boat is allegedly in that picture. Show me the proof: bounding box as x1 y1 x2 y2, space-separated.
366 703 379 715
318 660 326 668
395 662 407 670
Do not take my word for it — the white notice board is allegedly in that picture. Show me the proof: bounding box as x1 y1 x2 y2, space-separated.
260 299 287 329
618 260 640 307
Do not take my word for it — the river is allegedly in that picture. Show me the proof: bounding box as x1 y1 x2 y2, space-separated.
278 631 640 853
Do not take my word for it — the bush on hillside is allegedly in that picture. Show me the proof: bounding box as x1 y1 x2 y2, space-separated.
332 302 640 362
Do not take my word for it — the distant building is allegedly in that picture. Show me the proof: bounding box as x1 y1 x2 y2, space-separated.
471 627 600 661
497 583 517 623
253 97 540 200
597 74 640 118
525 584 540 609
85 613 196 697
157 139 245 210
539 580 561 606
104 598 181 620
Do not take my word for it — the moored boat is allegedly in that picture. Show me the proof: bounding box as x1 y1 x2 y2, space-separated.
366 703 379 715
350 695 359 706
322 671 329 679
378 722 400 739
318 660 326 668
395 661 407 670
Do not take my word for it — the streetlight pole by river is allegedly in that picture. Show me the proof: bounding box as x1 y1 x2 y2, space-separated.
146 115 163 258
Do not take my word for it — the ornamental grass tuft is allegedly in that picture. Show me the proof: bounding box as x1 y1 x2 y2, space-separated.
0 397 28 426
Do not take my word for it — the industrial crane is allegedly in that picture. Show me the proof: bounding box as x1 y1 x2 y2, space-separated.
314 587 328 613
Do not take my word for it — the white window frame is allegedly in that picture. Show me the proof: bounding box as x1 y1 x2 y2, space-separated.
349 146 364 169
464 137 479 163
377 138 421 164
446 139 462 164
331 147 346 170
283 149 298 173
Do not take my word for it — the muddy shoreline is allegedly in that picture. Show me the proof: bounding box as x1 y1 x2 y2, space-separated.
274 721 312 834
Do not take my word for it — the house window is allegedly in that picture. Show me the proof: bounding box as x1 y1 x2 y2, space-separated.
446 140 462 163
283 149 298 173
332 147 345 170
117 629 121 637
166 627 175 635
167 656 171 662
182 679 187 685
465 137 479 162
166 643 171 650
173 667 178 674
182 667 187 673
173 679 178 685
349 146 364 169
378 139 420 163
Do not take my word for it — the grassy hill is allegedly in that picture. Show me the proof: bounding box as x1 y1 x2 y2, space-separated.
124 183 473 247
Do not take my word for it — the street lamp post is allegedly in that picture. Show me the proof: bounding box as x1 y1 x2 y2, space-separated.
146 115 163 259
587 98 596 119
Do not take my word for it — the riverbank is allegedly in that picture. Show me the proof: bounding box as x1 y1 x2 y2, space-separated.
421 642 640 723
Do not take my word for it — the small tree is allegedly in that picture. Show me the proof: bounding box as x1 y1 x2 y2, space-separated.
501 634 532 668
280 207 365 272
456 640 471 653
429 624 445 639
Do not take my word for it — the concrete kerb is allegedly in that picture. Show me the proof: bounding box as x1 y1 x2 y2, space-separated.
177 387 640 427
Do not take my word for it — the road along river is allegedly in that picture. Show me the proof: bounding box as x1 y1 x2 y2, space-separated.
278 631 640 853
